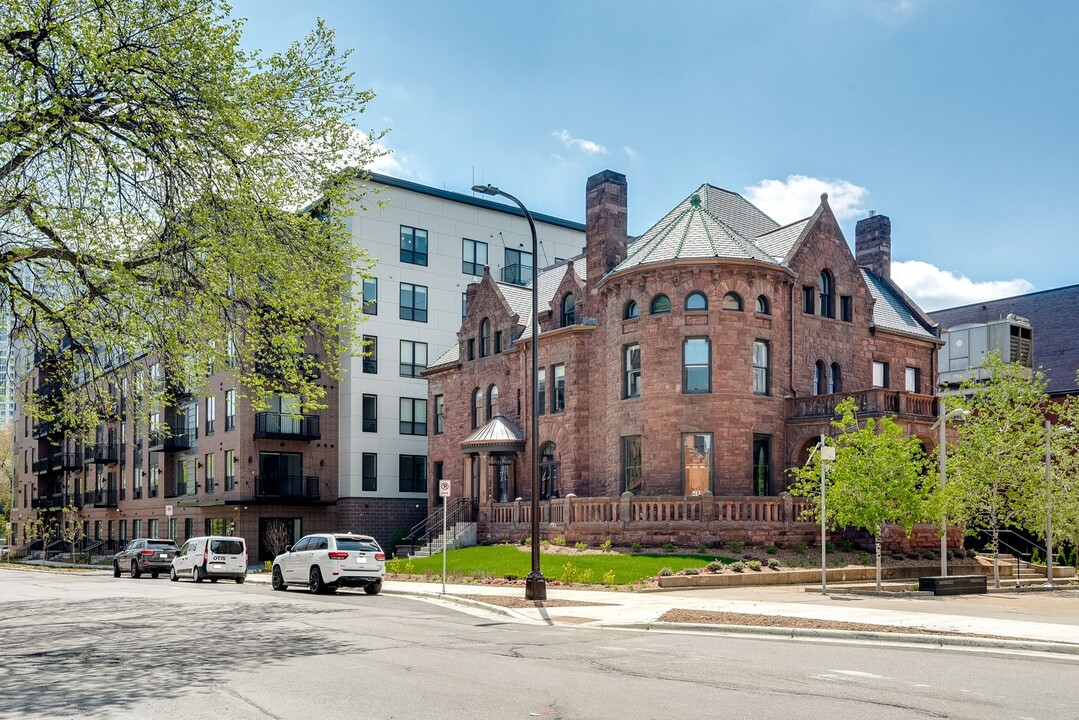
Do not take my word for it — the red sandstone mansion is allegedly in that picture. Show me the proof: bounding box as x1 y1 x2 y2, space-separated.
425 170 943 546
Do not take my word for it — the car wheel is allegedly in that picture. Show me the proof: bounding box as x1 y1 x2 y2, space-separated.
151 572 159 579
271 567 287 591
235 576 246 584
170 567 179 582
210 578 218 584
364 580 383 596
130 561 141 579
309 566 324 594
192 566 203 583
113 562 121 578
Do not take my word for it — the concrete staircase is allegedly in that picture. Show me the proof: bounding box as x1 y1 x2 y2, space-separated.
397 522 477 558
980 553 1074 586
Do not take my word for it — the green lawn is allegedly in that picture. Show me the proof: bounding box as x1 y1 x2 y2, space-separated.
388 545 731 585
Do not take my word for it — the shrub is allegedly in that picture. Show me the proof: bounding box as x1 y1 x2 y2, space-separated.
922 550 937 561
602 570 616 585
552 536 567 547
601 539 613 552
574 541 588 551
728 541 744 554
579 568 594 583
966 548 977 558
765 544 779 555
404 558 415 575
504 574 519 581
658 566 674 577
706 560 725 572
697 543 708 554
662 542 677 552
890 551 906 560
748 560 762 572
767 558 780 570
793 540 808 553
730 561 745 573
540 539 551 548
825 541 836 554
468 568 493 580
561 562 579 583
683 567 700 576
631 542 642 553
839 539 854 552
263 560 272 572
521 536 530 546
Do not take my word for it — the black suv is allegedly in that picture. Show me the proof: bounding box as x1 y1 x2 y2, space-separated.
113 538 180 578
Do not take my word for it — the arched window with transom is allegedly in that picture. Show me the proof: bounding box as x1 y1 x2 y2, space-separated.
486 384 499 420
685 291 708 311
539 442 560 499
560 293 576 327
755 295 770 314
722 292 743 311
479 318 491 357
624 300 639 319
819 270 835 319
471 387 482 429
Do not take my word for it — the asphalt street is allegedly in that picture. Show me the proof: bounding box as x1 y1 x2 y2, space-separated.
1 568 1077 720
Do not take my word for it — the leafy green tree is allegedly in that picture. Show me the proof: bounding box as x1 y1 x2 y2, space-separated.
1 0 381 433
1030 376 1079 571
944 353 1048 587
789 397 936 590
59 504 84 565
0 422 12 533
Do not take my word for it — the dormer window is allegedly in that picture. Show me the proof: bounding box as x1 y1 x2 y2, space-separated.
479 318 491 357
819 270 835 319
560 293 576 327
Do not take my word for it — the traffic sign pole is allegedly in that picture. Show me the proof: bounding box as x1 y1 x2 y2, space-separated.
439 480 450 594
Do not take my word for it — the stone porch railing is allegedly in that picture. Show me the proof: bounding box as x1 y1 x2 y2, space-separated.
787 389 937 421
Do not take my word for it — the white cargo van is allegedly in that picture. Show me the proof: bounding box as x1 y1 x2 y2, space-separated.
170 536 247 584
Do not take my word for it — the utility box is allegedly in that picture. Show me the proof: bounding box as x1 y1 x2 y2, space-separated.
938 314 1032 386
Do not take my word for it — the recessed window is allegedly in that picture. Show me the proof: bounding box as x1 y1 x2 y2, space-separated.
624 300 639 319
905 366 920 393
363 277 378 315
486 385 499 420
683 338 711 393
434 395 444 434
621 436 642 495
537 368 546 416
682 433 713 496
462 238 488 276
819 270 835 319
802 286 815 314
205 396 215 435
479 319 491 357
471 388 482 429
400 283 428 323
624 344 641 399
225 390 236 431
840 295 853 322
467 338 475 361
461 293 468 319
400 226 428 266
830 363 842 394
685 292 708 311
560 294 576 327
494 331 502 354
873 361 889 388
722 292 743 311
755 295 770 314
399 398 427 436
362 335 377 374
752 435 772 496
651 294 671 314
399 340 428 378
361 453 377 491
813 360 825 395
399 455 427 493
539 442 560 499
551 364 566 412
752 340 770 396
362 394 377 433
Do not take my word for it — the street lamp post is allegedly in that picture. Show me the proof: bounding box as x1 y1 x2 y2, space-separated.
933 403 968 577
472 183 547 601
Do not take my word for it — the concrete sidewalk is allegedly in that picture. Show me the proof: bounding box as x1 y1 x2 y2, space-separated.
246 571 1079 653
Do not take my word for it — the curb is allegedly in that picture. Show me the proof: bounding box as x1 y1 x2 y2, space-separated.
599 621 1079 656
383 588 535 621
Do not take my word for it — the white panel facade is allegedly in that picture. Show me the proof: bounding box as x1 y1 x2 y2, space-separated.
338 175 585 500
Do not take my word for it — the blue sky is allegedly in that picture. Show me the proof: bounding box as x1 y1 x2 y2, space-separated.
231 0 1079 311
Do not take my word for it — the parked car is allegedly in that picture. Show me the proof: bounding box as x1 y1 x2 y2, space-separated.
113 538 179 578
271 533 385 595
170 536 248 584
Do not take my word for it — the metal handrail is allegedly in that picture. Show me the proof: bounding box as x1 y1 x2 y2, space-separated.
976 528 1045 564
400 498 476 555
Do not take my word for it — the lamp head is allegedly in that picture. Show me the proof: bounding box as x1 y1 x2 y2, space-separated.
472 184 500 196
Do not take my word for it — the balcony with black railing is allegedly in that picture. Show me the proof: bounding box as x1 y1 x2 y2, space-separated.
32 420 61 439
32 458 51 475
254 412 320 441
85 487 118 508
253 475 321 503
51 452 82 471
147 429 195 452
501 263 533 287
83 443 119 464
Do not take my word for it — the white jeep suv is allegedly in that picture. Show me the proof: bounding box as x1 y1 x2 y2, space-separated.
271 533 385 595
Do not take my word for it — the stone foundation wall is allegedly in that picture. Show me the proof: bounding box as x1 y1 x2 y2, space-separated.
337 497 427 551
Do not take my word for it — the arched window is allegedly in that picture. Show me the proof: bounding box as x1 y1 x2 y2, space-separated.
471 388 482 429
560 293 576 327
539 442 560 499
755 295 770 314
479 318 491 357
486 384 499 420
624 300 639 319
685 291 708 311
722 292 743 311
829 363 841 394
650 294 671 314
819 270 835 319
813 361 825 396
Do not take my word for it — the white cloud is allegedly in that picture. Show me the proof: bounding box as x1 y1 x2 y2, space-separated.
892 260 1034 311
744 175 869 224
552 129 608 155
623 146 638 161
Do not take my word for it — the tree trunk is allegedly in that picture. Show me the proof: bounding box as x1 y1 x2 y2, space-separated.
875 529 882 592
992 527 1001 589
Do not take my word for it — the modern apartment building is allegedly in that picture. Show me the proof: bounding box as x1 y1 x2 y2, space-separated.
335 174 585 544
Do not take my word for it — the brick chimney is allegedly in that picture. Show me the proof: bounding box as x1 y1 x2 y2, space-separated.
585 170 628 291
855 212 891 280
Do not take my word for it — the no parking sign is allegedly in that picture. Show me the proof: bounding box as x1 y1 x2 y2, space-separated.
438 480 451 498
